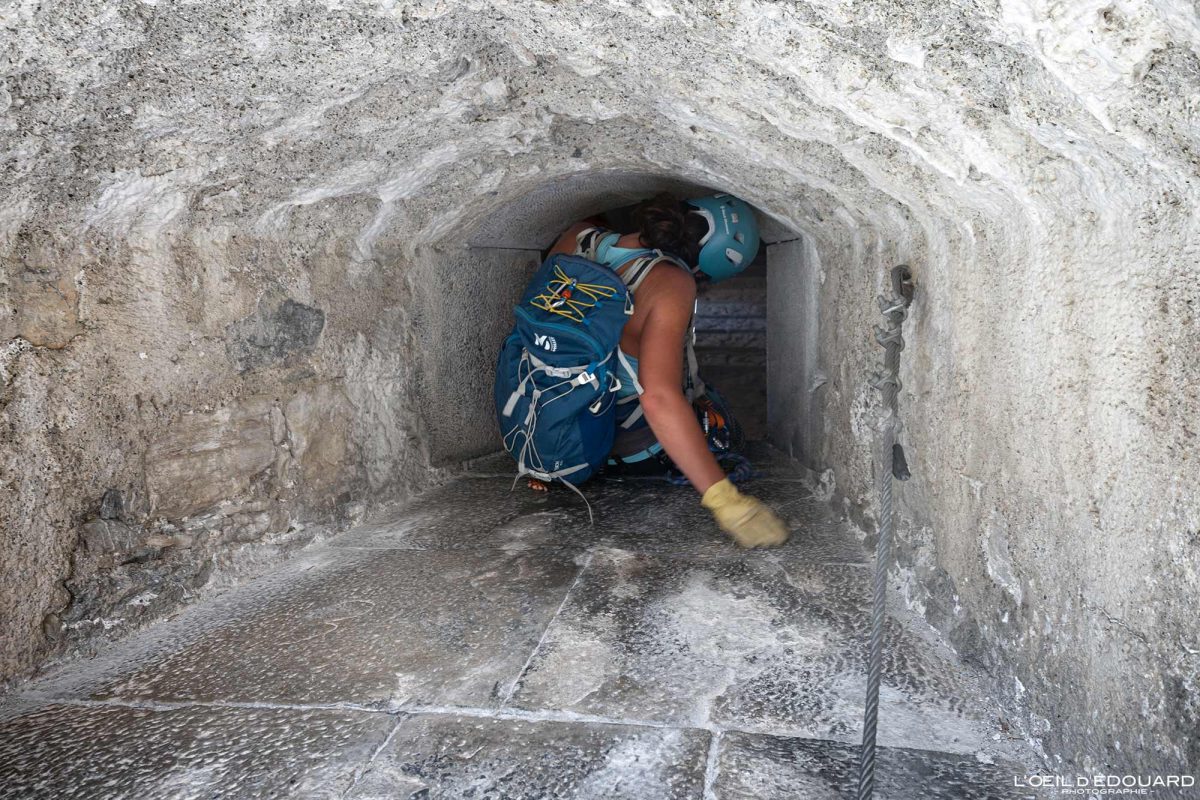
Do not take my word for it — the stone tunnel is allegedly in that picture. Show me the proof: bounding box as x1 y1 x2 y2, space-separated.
1 1 1198 797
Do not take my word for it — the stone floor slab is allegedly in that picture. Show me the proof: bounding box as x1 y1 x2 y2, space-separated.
0 701 393 800
35 548 580 708
463 441 806 482
331 476 596 552
334 475 866 564
714 730 1045 799
508 549 1001 755
3 439 1047 795
347 712 710 800
588 478 866 563
738 440 822 480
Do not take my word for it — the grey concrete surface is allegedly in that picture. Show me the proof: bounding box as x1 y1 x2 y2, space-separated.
1 449 1045 798
411 248 541 465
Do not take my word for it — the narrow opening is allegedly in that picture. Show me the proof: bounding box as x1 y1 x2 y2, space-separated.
424 174 809 478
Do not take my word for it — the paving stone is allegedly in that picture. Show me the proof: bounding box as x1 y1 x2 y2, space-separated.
348 713 710 800
333 472 866 564
0 441 1046 796
714 731 1045 800
739 440 813 479
509 549 994 754
0 701 393 800
584 479 866 563
39 548 580 708
332 476 593 552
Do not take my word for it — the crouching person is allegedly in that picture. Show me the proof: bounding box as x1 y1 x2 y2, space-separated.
496 192 788 548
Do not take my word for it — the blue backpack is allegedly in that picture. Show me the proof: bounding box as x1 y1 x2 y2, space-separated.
494 249 677 511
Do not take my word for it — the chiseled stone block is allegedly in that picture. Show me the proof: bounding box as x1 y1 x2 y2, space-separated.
144 397 277 519
349 714 710 800
0 702 393 800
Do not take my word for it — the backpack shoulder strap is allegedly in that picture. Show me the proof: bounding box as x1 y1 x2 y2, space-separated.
685 328 706 401
619 253 706 399
620 252 691 294
574 226 610 261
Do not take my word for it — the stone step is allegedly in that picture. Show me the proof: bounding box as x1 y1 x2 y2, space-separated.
700 276 766 297
694 346 767 368
693 315 766 333
693 300 766 318
695 330 766 350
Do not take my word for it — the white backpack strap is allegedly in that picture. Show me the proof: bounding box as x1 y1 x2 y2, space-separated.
615 349 645 430
685 297 706 401
620 256 655 292
616 349 644 396
574 227 609 260
685 335 706 402
620 252 689 294
620 403 645 430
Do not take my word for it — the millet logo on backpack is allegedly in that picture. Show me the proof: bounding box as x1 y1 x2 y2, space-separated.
533 333 557 352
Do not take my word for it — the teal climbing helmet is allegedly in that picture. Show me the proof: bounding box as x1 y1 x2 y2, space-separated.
685 194 760 283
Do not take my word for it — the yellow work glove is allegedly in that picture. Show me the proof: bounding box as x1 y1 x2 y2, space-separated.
700 478 790 549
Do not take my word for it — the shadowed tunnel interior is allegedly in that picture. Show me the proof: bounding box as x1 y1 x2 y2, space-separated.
417 173 792 467
1 0 1198 795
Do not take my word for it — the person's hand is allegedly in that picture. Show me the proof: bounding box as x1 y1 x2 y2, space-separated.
700 478 790 548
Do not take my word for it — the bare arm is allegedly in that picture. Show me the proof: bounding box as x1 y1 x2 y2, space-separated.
635 268 726 495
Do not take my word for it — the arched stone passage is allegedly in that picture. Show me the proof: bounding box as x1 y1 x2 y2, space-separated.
407 170 798 465
1 0 1197 782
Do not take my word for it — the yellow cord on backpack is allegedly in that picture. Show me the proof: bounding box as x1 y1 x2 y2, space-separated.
530 265 618 323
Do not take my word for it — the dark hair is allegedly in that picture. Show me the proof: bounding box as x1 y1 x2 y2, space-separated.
632 192 708 267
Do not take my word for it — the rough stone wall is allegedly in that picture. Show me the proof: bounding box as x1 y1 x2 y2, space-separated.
0 210 441 682
412 248 538 465
766 237 823 468
2 0 1198 779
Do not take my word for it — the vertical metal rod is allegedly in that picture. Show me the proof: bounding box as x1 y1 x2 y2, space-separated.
857 265 913 800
